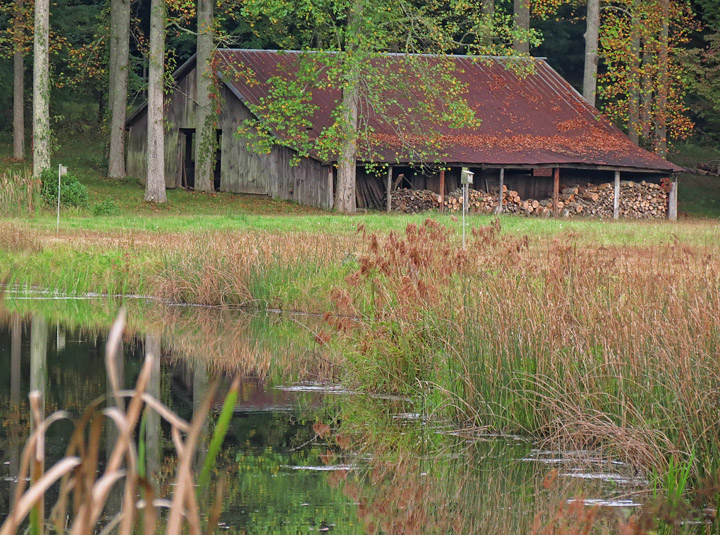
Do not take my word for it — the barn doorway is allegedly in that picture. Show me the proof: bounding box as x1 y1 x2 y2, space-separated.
181 129 222 191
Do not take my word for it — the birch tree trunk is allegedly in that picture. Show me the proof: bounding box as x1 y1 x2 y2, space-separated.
13 0 24 161
32 0 50 176
582 0 600 106
513 0 530 54
107 0 131 179
145 0 167 203
194 0 215 193
654 0 669 157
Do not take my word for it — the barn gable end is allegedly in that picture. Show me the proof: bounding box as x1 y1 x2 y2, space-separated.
126 60 333 209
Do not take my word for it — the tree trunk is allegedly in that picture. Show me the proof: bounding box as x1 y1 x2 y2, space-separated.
640 46 652 140
145 0 167 203
654 0 669 157
335 0 362 214
32 0 50 176
335 77 359 213
627 3 641 144
513 0 530 54
582 0 600 106
194 0 215 193
13 0 24 161
108 0 130 179
481 0 495 47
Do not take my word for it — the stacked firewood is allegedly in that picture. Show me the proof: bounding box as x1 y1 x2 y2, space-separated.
577 181 668 219
390 188 440 213
389 181 668 219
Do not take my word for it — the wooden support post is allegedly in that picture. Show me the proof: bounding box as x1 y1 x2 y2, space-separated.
439 168 446 210
613 170 620 220
496 168 504 215
668 175 678 221
553 168 560 216
328 166 334 210
386 165 393 213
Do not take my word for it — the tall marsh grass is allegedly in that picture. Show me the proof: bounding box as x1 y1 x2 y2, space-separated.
153 230 355 310
338 219 720 483
0 170 40 216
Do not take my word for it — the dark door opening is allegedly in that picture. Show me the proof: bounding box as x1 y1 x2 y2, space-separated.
182 129 222 191
181 129 195 190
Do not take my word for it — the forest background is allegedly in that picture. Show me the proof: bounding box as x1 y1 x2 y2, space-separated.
1 0 720 212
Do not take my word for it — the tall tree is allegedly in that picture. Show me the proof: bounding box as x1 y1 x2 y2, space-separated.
654 0 669 156
513 0 530 54
582 0 600 106
481 0 495 46
627 1 641 144
598 0 696 151
33 0 50 176
12 0 24 160
107 0 131 179
194 0 215 193
238 0 496 213
145 0 167 203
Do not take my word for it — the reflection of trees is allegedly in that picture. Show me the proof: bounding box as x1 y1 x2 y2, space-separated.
8 313 23 512
145 332 162 486
3 298 338 384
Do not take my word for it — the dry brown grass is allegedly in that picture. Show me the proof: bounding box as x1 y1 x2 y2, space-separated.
338 219 720 473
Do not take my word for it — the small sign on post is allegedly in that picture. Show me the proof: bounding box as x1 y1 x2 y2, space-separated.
460 167 474 249
57 164 67 235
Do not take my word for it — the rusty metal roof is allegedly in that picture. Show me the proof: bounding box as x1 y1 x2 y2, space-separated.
215 49 681 173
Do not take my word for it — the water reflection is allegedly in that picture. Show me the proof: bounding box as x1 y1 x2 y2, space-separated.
0 295 700 534
0 298 356 533
145 331 162 485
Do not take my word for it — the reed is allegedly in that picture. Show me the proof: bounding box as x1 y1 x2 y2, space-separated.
0 170 40 217
338 218 720 487
1 310 237 535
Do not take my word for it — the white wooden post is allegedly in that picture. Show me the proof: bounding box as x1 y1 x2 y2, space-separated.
613 170 620 220
668 175 678 220
327 166 334 210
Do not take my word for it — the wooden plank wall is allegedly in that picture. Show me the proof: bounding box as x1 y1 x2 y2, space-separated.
219 86 332 209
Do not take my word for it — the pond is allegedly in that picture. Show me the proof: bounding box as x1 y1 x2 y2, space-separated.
0 292 670 534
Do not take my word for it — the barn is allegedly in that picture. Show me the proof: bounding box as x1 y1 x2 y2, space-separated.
125 49 683 217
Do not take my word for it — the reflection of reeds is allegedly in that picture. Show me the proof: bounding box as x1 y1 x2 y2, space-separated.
341 219 720 478
1 311 236 535
151 305 339 382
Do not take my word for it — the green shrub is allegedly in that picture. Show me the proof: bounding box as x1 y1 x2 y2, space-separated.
40 169 89 208
92 198 120 216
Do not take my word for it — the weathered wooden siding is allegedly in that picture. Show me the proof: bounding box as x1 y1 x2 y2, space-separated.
219 86 332 209
126 113 147 181
126 69 197 189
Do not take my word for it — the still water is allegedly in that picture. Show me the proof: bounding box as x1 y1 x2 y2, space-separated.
0 293 655 533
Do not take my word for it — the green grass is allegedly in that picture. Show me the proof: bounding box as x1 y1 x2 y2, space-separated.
3 129 720 308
